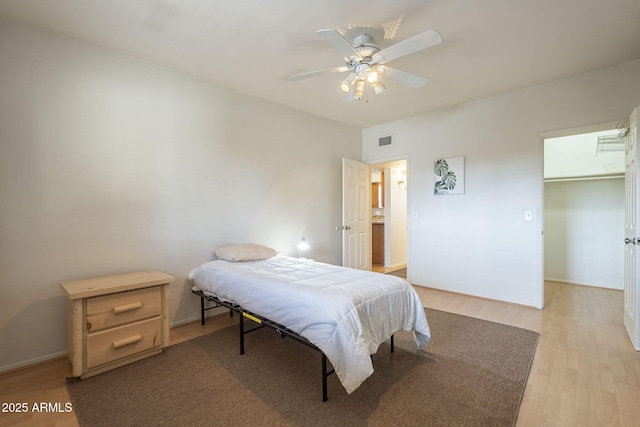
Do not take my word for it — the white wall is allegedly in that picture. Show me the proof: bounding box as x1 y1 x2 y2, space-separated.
544 179 624 289
544 130 625 179
0 19 361 371
363 59 640 308
386 166 407 267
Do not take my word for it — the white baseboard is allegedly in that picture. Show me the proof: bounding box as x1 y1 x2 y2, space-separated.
171 306 228 327
544 277 622 290
170 315 201 327
0 350 68 374
0 309 229 374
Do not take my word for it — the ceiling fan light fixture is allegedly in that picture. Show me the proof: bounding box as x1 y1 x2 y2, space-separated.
367 69 379 84
353 79 365 100
373 81 387 95
355 63 371 80
339 73 356 93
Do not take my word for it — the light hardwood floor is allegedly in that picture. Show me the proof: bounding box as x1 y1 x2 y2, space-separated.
372 264 406 275
1 281 639 426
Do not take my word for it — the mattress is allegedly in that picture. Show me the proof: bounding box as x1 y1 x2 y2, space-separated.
188 255 431 394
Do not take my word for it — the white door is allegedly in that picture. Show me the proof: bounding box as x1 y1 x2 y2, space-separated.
624 106 640 351
340 158 371 269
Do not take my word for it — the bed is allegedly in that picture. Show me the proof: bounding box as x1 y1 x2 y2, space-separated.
188 245 431 400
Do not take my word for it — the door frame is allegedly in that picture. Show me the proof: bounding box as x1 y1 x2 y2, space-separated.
369 155 410 277
539 119 625 310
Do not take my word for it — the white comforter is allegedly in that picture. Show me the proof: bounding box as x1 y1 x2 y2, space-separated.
188 255 431 394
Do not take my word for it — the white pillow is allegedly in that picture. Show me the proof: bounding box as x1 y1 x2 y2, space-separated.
215 244 278 262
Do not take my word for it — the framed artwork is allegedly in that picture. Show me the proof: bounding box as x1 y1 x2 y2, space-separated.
434 156 465 195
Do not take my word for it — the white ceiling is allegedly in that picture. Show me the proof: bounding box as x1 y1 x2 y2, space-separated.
1 0 639 128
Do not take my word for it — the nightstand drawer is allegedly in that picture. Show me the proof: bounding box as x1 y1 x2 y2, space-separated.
86 316 162 369
87 286 161 332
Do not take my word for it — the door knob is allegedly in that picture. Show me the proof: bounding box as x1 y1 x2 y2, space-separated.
336 226 351 231
625 238 636 245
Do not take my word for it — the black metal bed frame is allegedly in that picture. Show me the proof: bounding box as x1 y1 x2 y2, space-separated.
192 288 394 402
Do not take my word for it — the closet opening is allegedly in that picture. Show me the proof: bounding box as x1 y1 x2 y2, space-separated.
543 127 625 292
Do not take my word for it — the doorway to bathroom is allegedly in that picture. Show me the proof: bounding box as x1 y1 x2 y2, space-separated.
370 158 408 278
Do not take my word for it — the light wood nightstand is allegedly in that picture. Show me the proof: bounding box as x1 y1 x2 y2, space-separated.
60 270 175 378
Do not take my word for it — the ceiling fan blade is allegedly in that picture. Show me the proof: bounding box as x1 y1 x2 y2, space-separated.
286 66 350 81
382 67 428 88
372 29 442 64
317 29 362 61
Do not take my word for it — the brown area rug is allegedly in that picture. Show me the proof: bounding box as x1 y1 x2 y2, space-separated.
67 308 538 427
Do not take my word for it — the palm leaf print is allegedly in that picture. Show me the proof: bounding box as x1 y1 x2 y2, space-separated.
434 159 449 176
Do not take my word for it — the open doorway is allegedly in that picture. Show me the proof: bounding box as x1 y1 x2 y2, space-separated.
370 159 408 278
543 127 625 291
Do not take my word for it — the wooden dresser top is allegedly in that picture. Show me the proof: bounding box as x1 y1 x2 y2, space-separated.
60 270 175 299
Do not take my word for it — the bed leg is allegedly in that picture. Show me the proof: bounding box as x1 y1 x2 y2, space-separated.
322 353 328 402
390 335 394 353
239 312 245 355
200 297 205 325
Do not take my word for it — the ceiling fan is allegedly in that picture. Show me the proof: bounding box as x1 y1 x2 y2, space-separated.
286 28 442 101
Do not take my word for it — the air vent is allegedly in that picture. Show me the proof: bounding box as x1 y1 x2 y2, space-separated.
379 136 392 146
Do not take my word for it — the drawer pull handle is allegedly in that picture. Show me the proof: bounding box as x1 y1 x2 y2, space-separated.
113 302 143 314
113 334 142 349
